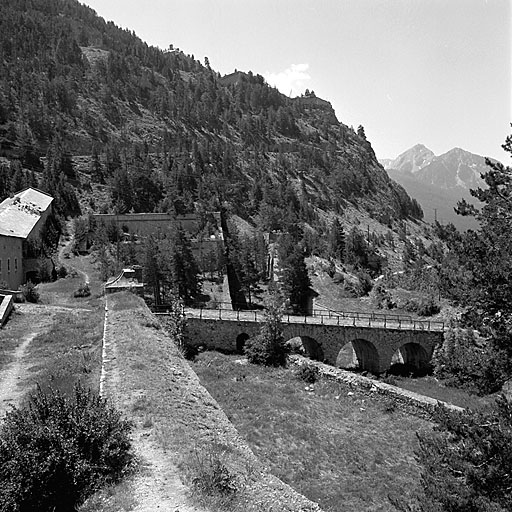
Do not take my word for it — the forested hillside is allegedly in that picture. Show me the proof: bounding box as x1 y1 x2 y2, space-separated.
0 0 423 231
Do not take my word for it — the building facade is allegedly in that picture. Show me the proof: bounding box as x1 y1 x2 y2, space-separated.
0 188 54 290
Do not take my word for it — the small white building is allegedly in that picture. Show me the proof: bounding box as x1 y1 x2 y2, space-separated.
0 188 54 290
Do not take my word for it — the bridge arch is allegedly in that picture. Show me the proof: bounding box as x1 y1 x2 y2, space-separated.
336 339 380 373
285 335 324 361
390 342 430 374
236 333 250 354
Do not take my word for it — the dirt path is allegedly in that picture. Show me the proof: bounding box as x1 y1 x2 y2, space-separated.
58 230 90 284
0 332 37 418
131 436 204 512
101 296 206 512
0 303 75 417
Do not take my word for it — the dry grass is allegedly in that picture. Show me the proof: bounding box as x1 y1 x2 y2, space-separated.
16 254 106 397
193 351 432 512
384 374 495 412
0 307 31 370
23 308 104 396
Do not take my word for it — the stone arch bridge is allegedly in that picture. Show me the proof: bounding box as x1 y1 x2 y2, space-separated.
157 307 445 374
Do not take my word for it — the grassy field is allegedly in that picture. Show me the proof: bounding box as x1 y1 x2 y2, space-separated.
383 374 496 412
0 251 104 398
23 306 104 396
193 351 431 512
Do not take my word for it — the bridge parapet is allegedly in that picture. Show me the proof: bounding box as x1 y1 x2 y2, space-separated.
157 306 444 332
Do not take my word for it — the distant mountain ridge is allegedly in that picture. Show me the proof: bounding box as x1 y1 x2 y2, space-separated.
380 144 492 230
380 145 488 191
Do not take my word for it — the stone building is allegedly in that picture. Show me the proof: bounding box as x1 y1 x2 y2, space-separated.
91 212 224 272
0 188 54 290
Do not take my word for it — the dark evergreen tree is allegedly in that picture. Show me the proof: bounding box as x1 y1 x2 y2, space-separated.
399 396 512 512
328 218 345 262
279 242 311 315
159 227 201 306
143 235 162 305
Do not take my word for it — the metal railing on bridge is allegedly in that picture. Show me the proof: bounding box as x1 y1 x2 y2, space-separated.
152 302 445 332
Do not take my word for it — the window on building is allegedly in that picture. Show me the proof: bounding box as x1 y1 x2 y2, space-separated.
14 258 17 272
7 259 10 272
0 259 2 272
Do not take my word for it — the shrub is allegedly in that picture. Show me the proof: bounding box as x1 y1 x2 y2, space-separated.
433 328 506 395
295 364 320 383
245 332 287 366
74 282 91 298
190 444 239 497
21 280 39 303
57 265 68 279
369 282 395 309
245 291 287 367
416 296 441 316
0 384 133 512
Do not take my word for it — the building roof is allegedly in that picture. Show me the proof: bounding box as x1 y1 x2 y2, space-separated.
0 188 54 239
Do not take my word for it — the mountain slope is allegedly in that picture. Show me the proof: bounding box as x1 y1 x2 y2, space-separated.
0 0 423 230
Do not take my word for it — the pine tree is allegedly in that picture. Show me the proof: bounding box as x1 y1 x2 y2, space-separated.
329 218 345 262
159 227 201 305
143 235 161 305
401 396 512 512
279 243 311 315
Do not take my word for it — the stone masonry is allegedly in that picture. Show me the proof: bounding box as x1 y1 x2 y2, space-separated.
185 317 443 373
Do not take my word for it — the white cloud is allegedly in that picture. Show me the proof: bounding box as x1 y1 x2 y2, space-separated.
264 63 311 97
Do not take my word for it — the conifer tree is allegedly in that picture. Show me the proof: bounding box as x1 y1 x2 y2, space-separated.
279 241 311 315
159 227 201 305
329 218 345 262
400 397 512 512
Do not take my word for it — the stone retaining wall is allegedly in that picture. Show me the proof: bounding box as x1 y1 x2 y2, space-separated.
290 355 464 419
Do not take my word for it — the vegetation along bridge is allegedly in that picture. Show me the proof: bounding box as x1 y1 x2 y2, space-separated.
155 305 445 374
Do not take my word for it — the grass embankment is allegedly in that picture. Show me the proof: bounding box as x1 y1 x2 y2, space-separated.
193 351 431 512
384 374 495 412
99 292 322 512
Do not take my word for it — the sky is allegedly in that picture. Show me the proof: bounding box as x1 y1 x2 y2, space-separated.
82 0 511 162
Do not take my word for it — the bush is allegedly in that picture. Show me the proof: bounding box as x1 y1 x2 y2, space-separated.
295 364 320 383
57 265 68 279
245 333 287 367
190 444 239 496
21 280 39 303
416 296 441 316
369 282 395 309
433 328 506 395
74 282 91 298
245 291 287 367
403 296 440 317
0 385 133 512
